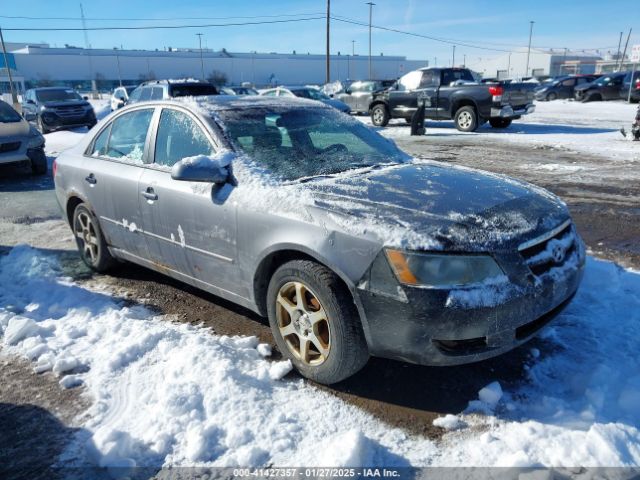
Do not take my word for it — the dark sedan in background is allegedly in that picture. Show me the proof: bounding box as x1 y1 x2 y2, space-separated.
534 75 599 101
53 96 584 384
574 72 627 102
21 87 97 134
336 80 395 114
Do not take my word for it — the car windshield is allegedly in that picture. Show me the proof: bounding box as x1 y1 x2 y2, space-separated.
35 89 83 102
0 101 22 123
169 84 218 97
219 106 409 181
292 88 330 101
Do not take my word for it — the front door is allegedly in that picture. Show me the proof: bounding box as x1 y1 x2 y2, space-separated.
81 107 155 258
138 106 243 296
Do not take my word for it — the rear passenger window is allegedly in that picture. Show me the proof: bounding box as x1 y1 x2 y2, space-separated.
154 109 214 167
140 88 153 101
91 125 111 156
104 109 154 163
151 87 164 100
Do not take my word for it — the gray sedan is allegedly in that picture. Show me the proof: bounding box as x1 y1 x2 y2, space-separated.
0 100 47 174
53 96 585 384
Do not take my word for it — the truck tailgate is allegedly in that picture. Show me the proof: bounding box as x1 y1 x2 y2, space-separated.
502 83 536 108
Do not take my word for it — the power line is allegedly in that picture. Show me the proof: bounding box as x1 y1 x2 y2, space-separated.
0 12 325 21
1 16 325 32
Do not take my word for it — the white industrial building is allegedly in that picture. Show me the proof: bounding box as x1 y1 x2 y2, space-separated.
1 43 426 91
467 47 603 79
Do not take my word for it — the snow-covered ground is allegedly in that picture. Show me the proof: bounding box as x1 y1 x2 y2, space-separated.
1 97 639 472
362 100 639 163
1 245 639 471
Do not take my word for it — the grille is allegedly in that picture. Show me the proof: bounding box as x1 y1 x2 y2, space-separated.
53 105 87 117
0 141 21 153
519 220 575 276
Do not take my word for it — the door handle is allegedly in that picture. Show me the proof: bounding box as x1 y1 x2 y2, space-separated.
85 174 97 185
141 187 158 201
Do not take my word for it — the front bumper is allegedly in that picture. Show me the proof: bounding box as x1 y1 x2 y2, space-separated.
355 233 586 366
41 110 96 130
491 103 535 118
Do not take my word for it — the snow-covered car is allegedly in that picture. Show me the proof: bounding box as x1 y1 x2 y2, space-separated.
0 100 47 175
110 85 138 111
52 96 585 384
127 79 219 104
260 86 351 113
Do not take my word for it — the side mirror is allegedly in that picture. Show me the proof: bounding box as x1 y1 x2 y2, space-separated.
329 93 334 98
171 151 234 184
83 96 89 100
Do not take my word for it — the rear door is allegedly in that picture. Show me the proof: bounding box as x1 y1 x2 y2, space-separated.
603 74 624 100
558 78 576 98
138 106 243 295
82 107 155 258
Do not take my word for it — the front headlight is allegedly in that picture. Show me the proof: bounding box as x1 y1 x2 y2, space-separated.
385 249 504 287
27 132 45 148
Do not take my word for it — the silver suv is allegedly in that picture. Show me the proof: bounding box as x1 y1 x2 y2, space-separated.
53 97 585 384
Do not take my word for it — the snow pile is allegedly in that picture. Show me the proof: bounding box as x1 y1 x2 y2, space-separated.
433 257 640 467
0 245 434 470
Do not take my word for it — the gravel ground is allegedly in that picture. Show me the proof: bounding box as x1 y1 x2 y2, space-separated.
0 125 638 475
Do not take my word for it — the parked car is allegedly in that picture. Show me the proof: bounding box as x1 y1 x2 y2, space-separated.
534 75 599 101
220 86 259 96
369 67 536 131
110 85 138 111
0 100 47 174
621 71 640 103
574 72 627 102
336 80 395 114
21 87 97 134
260 86 351 113
127 79 219 104
53 96 585 384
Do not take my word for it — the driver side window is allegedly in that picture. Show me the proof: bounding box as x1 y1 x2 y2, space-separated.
154 108 214 167
397 71 422 91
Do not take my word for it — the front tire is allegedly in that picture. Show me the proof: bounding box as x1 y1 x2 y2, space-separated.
72 204 115 273
267 260 369 385
370 104 390 127
489 118 512 129
546 92 557 101
454 106 478 132
37 115 50 134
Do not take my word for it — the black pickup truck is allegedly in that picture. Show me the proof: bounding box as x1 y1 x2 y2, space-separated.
369 67 536 132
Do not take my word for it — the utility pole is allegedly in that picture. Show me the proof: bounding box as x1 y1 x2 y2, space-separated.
561 47 567 75
620 28 632 72
79 4 95 93
196 33 204 80
615 31 623 71
452 45 456 67
115 51 122 86
463 54 466 67
525 21 534 77
326 0 330 84
0 27 18 109
366 2 375 79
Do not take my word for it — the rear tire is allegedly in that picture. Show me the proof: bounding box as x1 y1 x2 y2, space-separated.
370 104 390 127
454 106 478 132
489 118 512 129
72 204 115 273
267 260 369 385
546 92 557 101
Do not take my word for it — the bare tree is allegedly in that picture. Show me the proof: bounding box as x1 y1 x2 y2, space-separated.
207 70 228 86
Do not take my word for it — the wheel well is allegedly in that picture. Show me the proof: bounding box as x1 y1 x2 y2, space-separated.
66 196 83 227
369 101 387 114
253 249 352 317
452 99 477 117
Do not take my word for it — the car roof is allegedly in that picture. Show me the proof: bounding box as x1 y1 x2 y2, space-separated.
32 86 76 91
120 95 331 112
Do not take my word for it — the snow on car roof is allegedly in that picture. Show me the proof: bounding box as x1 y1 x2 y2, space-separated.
177 94 331 112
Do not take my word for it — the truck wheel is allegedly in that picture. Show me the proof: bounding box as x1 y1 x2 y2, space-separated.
370 104 390 127
454 106 478 132
489 118 512 129
267 260 369 385
72 204 116 273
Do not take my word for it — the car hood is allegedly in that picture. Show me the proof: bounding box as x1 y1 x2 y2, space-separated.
0 117 30 138
42 101 91 108
305 162 569 252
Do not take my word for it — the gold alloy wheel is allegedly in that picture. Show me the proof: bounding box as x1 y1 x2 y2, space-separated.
75 211 99 264
276 281 331 366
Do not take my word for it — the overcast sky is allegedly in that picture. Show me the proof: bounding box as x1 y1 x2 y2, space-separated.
1 0 637 64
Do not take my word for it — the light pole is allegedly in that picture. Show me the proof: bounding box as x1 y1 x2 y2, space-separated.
452 45 456 67
366 2 375 79
326 0 330 84
525 21 534 77
0 27 18 109
196 33 205 80
115 51 122 87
